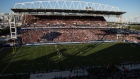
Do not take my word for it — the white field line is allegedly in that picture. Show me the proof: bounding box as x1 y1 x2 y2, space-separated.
12 48 25 73
0 48 5 63
20 47 31 73
0 48 4 52
38 47 43 69
55 46 62 69
59 46 67 68
31 46 37 71
0 73 28 76
68 46 83 66
46 46 49 69
1 47 21 75
45 46 51 78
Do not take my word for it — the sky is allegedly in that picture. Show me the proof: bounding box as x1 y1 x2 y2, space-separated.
0 0 140 21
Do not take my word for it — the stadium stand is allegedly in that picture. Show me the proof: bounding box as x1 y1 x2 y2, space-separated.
20 14 140 45
21 15 120 44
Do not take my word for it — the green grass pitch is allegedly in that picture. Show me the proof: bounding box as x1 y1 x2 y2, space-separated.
0 42 140 78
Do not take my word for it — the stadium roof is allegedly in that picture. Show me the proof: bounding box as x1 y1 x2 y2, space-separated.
11 8 126 15
11 1 126 16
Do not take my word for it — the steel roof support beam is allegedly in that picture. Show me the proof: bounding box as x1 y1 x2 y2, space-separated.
14 1 120 11
122 16 140 24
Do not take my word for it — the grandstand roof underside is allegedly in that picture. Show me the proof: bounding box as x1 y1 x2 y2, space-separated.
11 8 126 15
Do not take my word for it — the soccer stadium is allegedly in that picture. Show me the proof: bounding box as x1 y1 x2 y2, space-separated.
0 0 140 79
